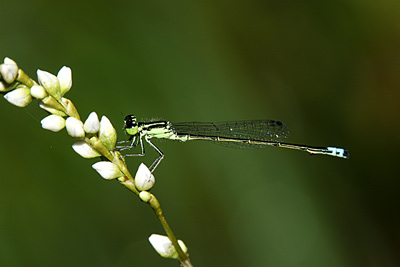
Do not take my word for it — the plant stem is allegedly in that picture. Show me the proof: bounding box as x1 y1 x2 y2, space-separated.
148 194 193 267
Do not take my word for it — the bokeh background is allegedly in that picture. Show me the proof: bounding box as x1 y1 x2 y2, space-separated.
1 0 399 266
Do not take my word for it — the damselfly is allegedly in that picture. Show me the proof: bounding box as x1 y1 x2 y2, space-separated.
117 115 349 172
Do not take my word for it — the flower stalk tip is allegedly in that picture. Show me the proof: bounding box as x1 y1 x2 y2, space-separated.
4 57 18 67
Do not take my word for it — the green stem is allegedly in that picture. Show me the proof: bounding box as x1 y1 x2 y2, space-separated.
16 69 35 87
148 194 193 267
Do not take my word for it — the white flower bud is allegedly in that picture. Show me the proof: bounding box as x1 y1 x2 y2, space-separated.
30 85 47 99
148 234 188 259
4 57 18 67
57 66 72 96
4 87 32 107
41 115 65 132
99 116 117 150
37 69 61 100
0 63 18 84
92 161 123 180
135 163 155 191
72 140 101 158
84 112 100 134
65 117 85 138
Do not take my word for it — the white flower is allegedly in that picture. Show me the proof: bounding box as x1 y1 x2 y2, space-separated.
57 66 72 96
99 116 117 150
84 112 100 134
0 63 18 84
135 163 155 191
92 161 123 180
41 115 65 132
148 234 188 259
65 117 85 138
4 87 32 107
30 85 47 99
37 69 61 100
72 140 101 158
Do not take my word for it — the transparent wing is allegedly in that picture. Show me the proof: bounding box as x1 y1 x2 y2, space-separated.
172 120 289 147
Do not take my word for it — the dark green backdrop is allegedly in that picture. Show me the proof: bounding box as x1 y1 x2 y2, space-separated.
1 1 399 266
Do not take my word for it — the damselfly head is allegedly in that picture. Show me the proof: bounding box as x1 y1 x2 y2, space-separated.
124 114 137 129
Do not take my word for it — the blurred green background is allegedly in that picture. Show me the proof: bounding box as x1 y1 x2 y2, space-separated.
1 0 399 266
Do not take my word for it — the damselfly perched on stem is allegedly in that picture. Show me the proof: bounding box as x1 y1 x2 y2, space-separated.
117 115 349 172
